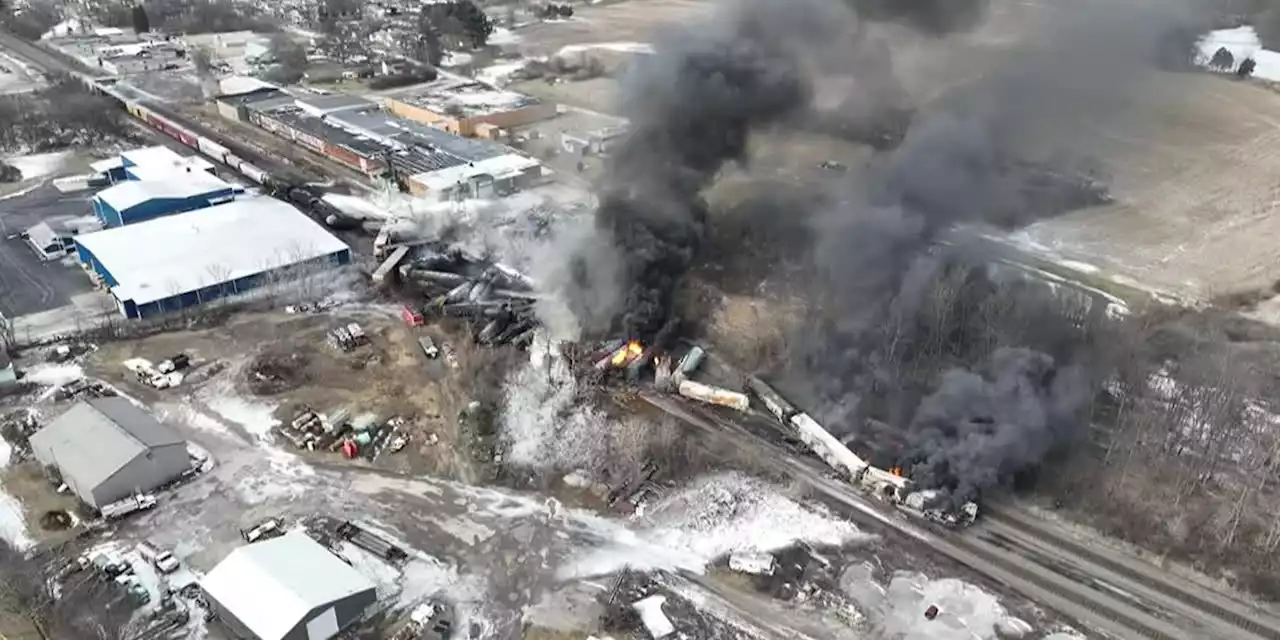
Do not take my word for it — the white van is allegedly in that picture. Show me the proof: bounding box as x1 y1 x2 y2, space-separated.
136 542 180 574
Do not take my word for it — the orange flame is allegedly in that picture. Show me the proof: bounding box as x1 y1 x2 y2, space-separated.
611 340 644 366
889 466 903 477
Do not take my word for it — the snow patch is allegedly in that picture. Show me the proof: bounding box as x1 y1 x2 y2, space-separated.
234 448 314 504
842 563 1026 640
1197 26 1280 82
335 540 403 595
0 485 32 550
560 472 869 578
202 381 279 440
489 27 521 46
477 60 528 86
6 150 75 181
23 362 84 386
557 41 654 56
0 181 43 201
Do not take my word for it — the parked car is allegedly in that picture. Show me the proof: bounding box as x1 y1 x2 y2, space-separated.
241 518 284 543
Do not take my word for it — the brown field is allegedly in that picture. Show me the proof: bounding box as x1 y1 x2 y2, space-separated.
509 0 710 57
1020 72 1280 304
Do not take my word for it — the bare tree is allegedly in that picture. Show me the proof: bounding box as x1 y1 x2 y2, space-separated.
0 540 148 639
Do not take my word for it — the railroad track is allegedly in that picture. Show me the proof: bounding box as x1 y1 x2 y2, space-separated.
984 506 1280 640
635 393 1229 640
0 30 318 188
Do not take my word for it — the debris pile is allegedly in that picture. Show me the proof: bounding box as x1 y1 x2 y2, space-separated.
277 407 409 461
399 246 540 349
246 350 312 395
123 354 191 390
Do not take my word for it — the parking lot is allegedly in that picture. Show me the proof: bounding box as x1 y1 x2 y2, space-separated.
0 185 96 318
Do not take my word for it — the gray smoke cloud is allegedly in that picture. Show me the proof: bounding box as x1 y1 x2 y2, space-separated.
556 0 1199 502
798 0 1197 499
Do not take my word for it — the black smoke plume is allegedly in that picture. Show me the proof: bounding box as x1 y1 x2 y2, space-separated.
565 0 991 340
561 0 1197 502
903 348 1093 505
797 0 1197 500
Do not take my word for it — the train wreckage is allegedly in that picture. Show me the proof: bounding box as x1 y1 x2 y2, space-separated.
375 240 977 529
582 339 980 529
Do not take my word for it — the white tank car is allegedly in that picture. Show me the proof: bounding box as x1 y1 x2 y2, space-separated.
789 413 870 483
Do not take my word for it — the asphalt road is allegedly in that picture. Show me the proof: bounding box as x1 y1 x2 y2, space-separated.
641 392 1280 640
0 185 96 317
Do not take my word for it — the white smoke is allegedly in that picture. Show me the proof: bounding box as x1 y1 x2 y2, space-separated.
499 331 614 470
559 472 872 578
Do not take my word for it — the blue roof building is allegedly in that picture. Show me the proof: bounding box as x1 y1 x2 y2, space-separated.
76 196 351 319
91 172 240 228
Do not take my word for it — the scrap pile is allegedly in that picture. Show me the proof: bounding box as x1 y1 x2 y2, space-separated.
399 246 540 349
277 408 407 461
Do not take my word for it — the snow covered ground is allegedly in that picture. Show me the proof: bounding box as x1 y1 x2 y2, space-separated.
477 60 530 86
557 41 654 56
1197 26 1280 81
0 437 33 550
0 52 43 95
5 150 75 181
560 473 873 578
842 563 1038 640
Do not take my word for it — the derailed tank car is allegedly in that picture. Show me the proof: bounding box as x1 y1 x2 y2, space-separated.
747 376 978 528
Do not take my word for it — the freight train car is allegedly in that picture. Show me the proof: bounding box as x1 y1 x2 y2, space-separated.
747 376 978 528
747 376 798 424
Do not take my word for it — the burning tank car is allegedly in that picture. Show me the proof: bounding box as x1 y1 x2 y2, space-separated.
746 376 979 529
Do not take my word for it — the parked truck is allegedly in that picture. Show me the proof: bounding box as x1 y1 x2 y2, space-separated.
99 493 157 520
335 521 409 564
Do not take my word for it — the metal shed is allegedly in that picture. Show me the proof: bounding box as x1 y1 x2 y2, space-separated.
28 398 188 508
201 533 377 640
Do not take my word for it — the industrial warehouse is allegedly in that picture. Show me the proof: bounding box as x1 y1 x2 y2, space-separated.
74 196 351 319
215 83 546 199
28 398 189 509
200 533 377 640
89 145 241 228
382 77 557 136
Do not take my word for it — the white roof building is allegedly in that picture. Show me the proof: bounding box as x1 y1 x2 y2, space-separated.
91 146 216 176
200 533 377 640
410 153 541 193
75 196 351 318
94 172 237 212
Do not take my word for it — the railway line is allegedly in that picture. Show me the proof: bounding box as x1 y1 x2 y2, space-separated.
638 392 1280 640
0 29 318 189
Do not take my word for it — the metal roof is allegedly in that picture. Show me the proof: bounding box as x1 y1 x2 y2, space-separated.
200 532 376 640
94 173 236 212
29 398 184 493
76 195 350 306
293 92 375 116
